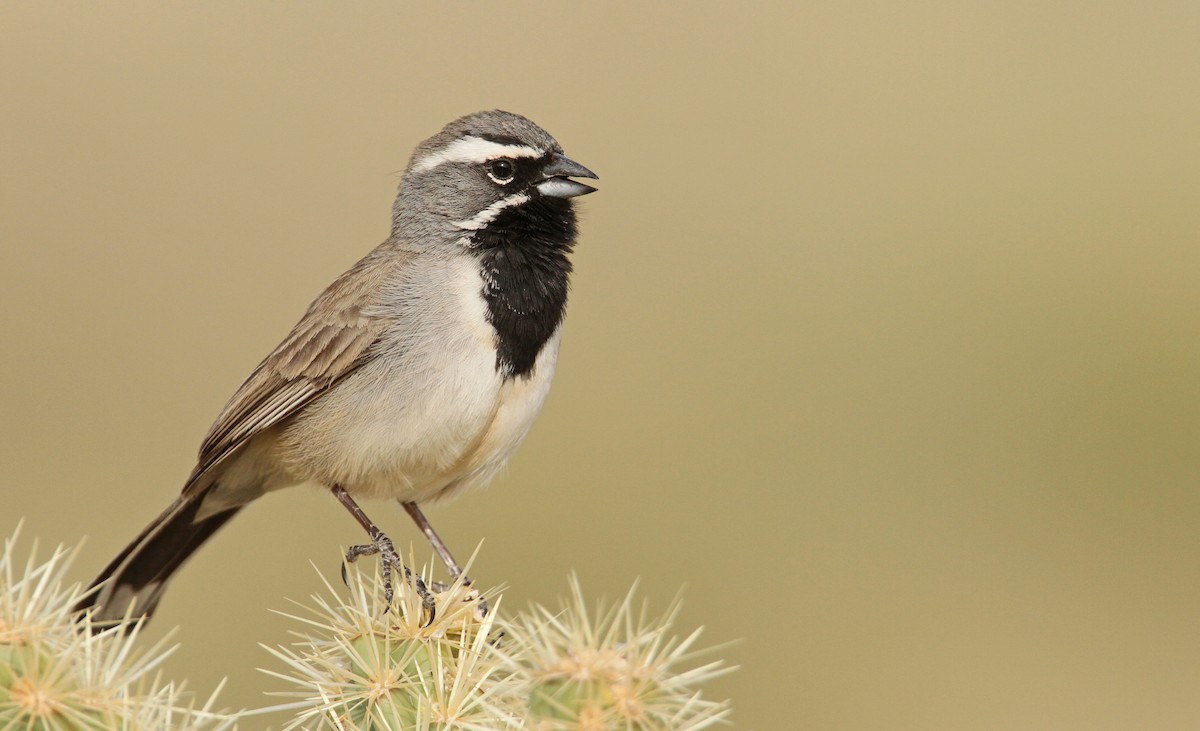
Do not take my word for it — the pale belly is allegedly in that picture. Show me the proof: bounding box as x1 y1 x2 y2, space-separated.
268 256 562 504
275 333 559 503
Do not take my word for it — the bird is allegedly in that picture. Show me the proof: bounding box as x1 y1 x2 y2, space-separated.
75 110 598 625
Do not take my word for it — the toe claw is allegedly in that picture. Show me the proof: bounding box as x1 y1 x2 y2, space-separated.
341 530 441 627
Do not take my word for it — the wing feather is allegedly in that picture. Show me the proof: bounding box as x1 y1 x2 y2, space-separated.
183 248 405 492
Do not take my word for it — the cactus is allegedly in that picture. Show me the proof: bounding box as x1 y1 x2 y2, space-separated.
504 578 731 731
2 523 732 730
262 559 519 730
263 567 731 730
0 523 235 730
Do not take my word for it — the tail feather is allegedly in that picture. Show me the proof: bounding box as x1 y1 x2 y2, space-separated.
75 488 240 625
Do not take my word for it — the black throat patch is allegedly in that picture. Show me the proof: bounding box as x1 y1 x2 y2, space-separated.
471 196 576 379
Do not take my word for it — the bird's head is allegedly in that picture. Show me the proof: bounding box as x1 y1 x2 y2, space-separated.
393 110 597 242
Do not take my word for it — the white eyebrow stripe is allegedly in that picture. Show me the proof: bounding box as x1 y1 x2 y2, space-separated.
411 136 543 173
452 192 531 230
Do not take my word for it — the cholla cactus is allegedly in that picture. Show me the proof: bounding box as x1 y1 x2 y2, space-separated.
264 564 732 731
0 522 236 730
505 579 730 731
263 559 519 730
3 522 733 730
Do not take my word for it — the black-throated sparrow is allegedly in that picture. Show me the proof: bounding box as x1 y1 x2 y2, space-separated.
76 110 597 624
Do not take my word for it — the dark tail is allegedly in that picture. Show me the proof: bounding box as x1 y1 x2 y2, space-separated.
75 488 241 626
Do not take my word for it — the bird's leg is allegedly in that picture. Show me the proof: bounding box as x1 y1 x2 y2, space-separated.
400 501 488 615
400 501 469 585
332 485 435 622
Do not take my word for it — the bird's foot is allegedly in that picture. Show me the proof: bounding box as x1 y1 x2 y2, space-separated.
343 531 437 625
429 577 489 617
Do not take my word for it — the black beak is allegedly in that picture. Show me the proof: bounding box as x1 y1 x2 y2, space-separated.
537 153 599 198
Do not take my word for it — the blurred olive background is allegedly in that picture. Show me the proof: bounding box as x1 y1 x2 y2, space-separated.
3 2 1199 729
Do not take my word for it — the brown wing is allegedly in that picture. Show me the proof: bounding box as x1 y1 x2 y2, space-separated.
184 249 402 492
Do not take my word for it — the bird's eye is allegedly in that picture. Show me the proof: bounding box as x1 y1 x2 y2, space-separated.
487 158 516 184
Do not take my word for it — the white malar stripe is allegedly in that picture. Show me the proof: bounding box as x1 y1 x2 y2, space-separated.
452 192 531 230
411 136 542 173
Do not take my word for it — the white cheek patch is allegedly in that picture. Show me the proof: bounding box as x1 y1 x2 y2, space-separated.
452 192 531 230
412 136 542 173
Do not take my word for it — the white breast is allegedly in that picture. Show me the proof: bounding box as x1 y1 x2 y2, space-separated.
434 327 561 503
273 255 560 504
